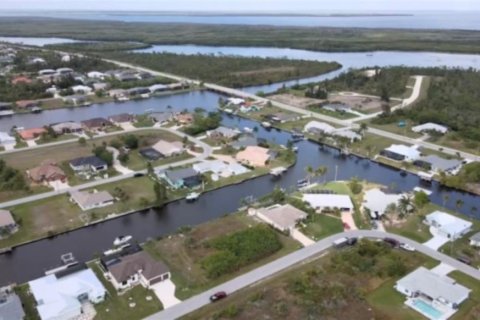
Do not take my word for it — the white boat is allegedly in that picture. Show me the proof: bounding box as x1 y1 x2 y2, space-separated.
186 192 200 201
261 121 272 128
292 146 299 152
118 96 130 102
103 243 131 256
244 127 254 133
113 235 132 246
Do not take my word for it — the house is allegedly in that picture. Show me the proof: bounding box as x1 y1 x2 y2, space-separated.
271 113 299 123
137 72 153 80
175 113 194 125
413 155 463 174
239 104 261 113
29 57 46 65
69 156 108 173
28 266 107 320
38 69 56 76
27 160 66 183
149 112 175 125
50 121 83 134
380 144 421 162
101 250 170 291
206 126 240 140
18 127 46 140
149 84 168 93
56 67 74 75
71 85 92 94
115 72 138 82
469 232 480 247
159 167 201 189
0 290 25 320
151 140 184 157
302 194 354 213
248 204 307 232
412 122 448 134
323 103 352 113
0 132 15 145
127 87 150 96
424 211 472 240
87 71 105 79
0 102 13 116
363 188 403 219
236 146 271 167
227 97 245 106
61 54 71 62
70 190 114 211
15 100 39 110
193 160 249 179
395 267 470 319
304 121 335 135
332 129 362 142
63 95 88 106
0 210 17 235
108 113 134 125
139 148 163 161
92 82 109 91
108 89 128 99
230 134 259 150
11 75 32 85
81 117 112 131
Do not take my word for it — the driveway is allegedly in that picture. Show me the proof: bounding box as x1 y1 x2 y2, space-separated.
341 212 358 231
430 262 456 276
48 180 70 191
291 228 315 246
151 279 181 309
423 228 449 250
106 146 133 175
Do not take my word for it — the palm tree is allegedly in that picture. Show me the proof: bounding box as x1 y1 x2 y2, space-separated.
359 123 368 135
455 199 464 214
305 165 314 184
315 166 328 185
397 195 415 219
442 194 450 207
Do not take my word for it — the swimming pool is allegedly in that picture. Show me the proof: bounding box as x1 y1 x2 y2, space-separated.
412 299 443 320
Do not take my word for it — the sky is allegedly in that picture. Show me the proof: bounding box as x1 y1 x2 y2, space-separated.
0 0 479 13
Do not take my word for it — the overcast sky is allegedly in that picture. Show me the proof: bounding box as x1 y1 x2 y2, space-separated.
1 0 479 12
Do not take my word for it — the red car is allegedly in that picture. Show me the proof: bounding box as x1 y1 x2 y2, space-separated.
210 291 227 302
343 222 350 230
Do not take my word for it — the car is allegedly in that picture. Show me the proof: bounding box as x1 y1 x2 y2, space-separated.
457 256 472 265
210 291 227 302
383 237 400 247
133 172 145 178
399 243 416 252
343 222 350 230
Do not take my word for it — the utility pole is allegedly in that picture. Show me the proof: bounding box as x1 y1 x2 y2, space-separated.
335 165 338 181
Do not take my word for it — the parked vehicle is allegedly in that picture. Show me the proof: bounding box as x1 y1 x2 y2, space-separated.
133 172 145 178
333 237 357 249
399 243 416 252
343 222 351 230
457 256 472 265
383 237 400 247
210 291 227 302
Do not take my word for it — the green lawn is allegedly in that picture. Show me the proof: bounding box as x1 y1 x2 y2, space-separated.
36 134 78 145
368 120 423 139
89 262 163 320
14 284 40 320
300 214 344 241
126 151 193 171
308 105 359 119
448 271 480 320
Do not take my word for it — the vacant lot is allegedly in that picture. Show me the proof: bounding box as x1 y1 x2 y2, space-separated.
144 213 301 300
269 93 323 109
329 93 388 113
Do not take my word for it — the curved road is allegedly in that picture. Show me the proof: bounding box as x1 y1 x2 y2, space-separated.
147 229 480 320
0 127 212 208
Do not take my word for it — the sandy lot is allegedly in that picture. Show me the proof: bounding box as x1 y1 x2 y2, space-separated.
329 93 385 112
270 93 324 109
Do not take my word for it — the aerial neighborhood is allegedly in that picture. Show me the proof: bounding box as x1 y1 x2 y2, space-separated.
2 7 480 320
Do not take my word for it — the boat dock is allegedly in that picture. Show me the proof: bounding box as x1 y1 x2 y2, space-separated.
270 167 287 176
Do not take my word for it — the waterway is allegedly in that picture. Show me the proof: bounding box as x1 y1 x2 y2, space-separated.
0 95 479 286
2 11 480 30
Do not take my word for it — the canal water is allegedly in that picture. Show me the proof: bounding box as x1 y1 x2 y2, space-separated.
0 107 479 286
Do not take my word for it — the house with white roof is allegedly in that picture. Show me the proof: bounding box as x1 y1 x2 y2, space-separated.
0 131 15 145
227 97 245 106
193 160 249 180
70 190 114 211
380 144 421 162
249 204 307 232
304 121 335 135
28 266 107 320
87 71 105 79
395 266 470 320
332 129 362 142
363 188 403 219
71 85 93 95
302 194 354 213
469 231 480 247
424 211 472 240
412 122 448 134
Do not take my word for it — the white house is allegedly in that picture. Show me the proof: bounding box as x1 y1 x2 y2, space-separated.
151 140 184 157
395 267 470 320
412 122 448 134
380 144 421 162
193 160 249 180
28 267 107 320
227 97 245 105
71 85 93 95
469 232 480 247
102 251 170 291
87 71 105 79
332 129 362 142
248 204 307 232
0 131 15 145
304 121 336 135
70 190 114 211
302 194 354 213
363 188 403 219
424 211 472 240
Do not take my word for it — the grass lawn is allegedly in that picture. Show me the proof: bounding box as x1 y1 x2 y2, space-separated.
308 105 359 119
0 177 157 249
144 213 302 300
351 132 406 158
428 133 480 156
89 262 163 320
126 151 193 171
36 134 78 145
0 185 51 203
368 120 423 139
448 271 480 319
299 214 343 241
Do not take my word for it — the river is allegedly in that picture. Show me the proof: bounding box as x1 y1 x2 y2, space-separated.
2 11 480 30
1 94 480 286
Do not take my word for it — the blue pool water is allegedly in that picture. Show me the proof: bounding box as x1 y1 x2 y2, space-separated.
413 300 443 320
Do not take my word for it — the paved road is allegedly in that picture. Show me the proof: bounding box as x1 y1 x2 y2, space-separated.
0 128 212 209
147 230 480 320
